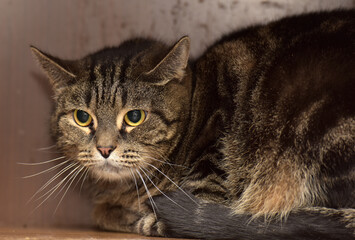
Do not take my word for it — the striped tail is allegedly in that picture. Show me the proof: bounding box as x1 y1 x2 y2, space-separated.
154 191 354 240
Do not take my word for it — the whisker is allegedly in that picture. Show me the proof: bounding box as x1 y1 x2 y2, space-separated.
18 156 66 166
136 169 157 219
140 149 188 169
129 169 141 212
22 159 69 179
79 167 90 195
37 145 56 151
141 154 187 169
27 162 76 204
30 164 81 213
33 163 80 202
52 164 84 201
144 162 198 205
54 166 85 214
139 166 188 211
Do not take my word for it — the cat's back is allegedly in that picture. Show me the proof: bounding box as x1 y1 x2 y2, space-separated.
196 9 355 138
195 10 354 122
194 10 354 211
196 9 354 86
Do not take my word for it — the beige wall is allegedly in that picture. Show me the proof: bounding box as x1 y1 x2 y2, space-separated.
0 0 353 228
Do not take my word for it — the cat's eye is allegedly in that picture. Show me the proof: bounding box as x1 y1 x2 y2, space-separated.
73 109 93 127
124 110 146 127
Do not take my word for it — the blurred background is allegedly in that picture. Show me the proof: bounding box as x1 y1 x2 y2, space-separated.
0 0 353 229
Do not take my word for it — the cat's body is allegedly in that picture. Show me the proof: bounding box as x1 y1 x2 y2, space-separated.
32 10 354 239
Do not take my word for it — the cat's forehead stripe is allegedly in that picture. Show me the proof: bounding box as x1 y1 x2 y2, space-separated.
87 57 137 110
117 57 132 85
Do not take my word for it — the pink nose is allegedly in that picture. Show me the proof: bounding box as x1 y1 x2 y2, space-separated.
97 146 115 158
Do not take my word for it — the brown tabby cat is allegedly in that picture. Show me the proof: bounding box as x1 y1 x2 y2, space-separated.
31 10 354 239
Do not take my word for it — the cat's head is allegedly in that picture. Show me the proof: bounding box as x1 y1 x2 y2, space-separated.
31 37 191 181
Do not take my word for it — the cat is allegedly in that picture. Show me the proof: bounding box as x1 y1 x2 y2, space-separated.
31 10 354 239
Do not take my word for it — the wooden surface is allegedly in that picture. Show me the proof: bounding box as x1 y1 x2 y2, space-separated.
0 227 185 240
0 0 353 230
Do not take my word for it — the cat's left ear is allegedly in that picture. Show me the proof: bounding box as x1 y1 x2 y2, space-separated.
30 46 76 95
145 36 190 85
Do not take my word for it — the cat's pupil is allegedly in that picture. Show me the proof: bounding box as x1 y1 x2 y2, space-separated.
127 110 141 123
77 110 90 123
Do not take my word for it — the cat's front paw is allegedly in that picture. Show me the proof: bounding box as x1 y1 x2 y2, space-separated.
136 212 166 237
93 203 140 233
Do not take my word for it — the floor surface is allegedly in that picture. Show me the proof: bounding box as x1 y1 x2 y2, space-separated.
0 227 188 240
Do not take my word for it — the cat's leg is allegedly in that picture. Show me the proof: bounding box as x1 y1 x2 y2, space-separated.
93 203 166 236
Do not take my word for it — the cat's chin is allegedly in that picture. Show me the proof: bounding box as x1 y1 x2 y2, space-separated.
89 161 133 181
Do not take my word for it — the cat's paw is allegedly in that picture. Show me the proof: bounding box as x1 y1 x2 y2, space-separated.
93 203 140 233
136 213 166 237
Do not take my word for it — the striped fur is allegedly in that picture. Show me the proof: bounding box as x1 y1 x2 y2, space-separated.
32 10 354 239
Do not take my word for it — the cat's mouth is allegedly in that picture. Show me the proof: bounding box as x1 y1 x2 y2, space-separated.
100 160 120 172
88 159 135 180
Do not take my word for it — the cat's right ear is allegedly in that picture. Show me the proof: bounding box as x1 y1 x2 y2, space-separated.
144 36 190 85
30 46 76 95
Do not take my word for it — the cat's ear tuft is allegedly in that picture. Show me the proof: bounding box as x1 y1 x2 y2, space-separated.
30 46 76 93
145 36 190 85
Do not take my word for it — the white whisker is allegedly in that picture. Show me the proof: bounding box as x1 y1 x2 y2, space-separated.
141 155 187 169
144 162 198 205
34 163 80 202
27 162 76 204
54 166 85 214
129 169 141 212
136 169 157 219
18 156 66 166
37 145 56 151
139 166 188 211
79 167 90 195
30 164 81 213
21 160 69 179
52 164 83 201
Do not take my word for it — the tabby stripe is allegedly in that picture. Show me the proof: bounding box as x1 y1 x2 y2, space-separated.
109 63 116 86
118 57 131 85
88 58 97 82
209 178 228 191
121 88 128 109
191 188 227 200
151 110 180 126
57 112 67 124
85 84 92 107
99 64 107 102
95 84 100 104
154 137 174 145
89 127 96 140
110 64 122 106
111 84 119 107
141 142 159 148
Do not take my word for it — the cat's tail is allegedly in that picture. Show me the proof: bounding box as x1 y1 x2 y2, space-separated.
153 191 354 240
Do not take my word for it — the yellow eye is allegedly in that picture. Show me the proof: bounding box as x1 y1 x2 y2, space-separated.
73 109 93 127
124 110 146 127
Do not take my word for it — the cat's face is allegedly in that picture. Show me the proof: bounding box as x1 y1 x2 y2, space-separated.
32 37 191 181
